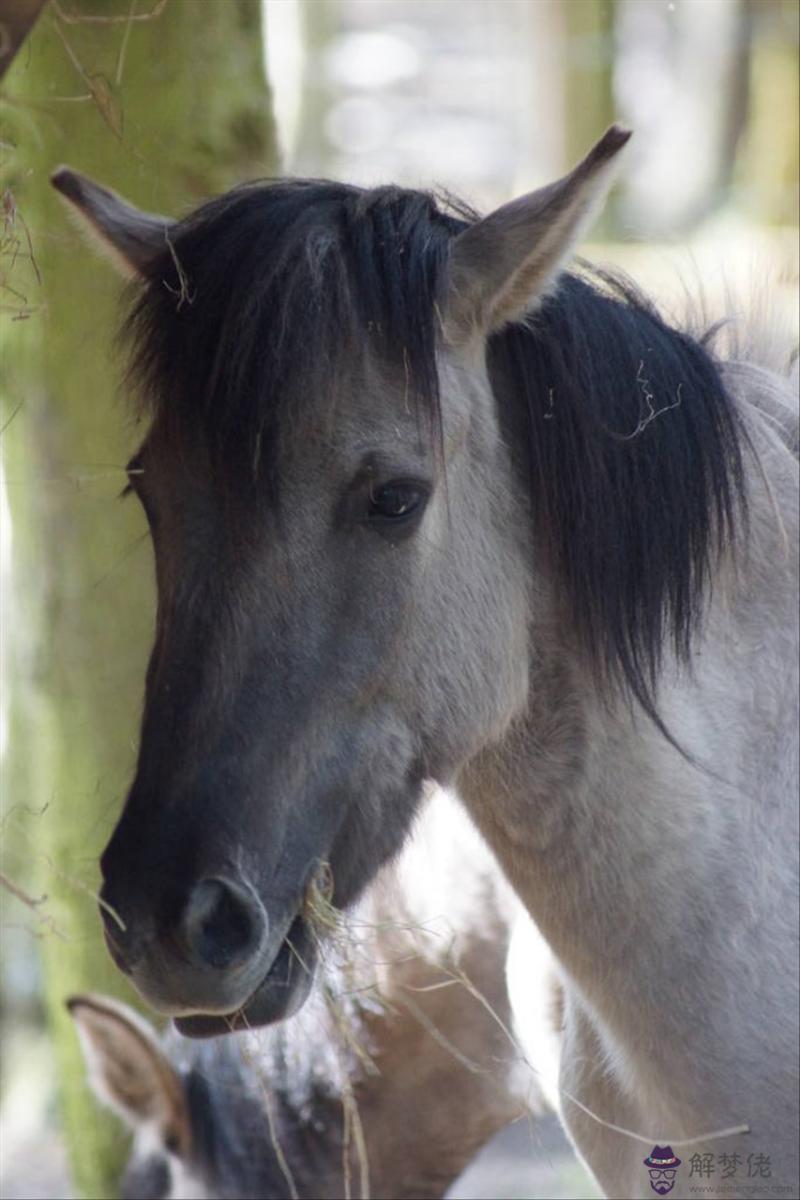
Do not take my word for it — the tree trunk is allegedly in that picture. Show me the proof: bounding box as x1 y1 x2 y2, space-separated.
0 0 49 80
737 0 799 225
2 3 278 1195
561 0 618 235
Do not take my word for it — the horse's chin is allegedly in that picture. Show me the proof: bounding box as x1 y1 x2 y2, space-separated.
173 914 316 1038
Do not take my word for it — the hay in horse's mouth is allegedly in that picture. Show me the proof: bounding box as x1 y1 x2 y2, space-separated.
174 913 316 1038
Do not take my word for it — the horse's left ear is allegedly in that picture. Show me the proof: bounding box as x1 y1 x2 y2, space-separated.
51 166 172 280
443 125 631 342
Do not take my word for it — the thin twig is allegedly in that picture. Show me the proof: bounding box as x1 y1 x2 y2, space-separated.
52 0 168 24
37 851 127 932
0 398 24 437
236 1012 300 1200
395 987 484 1075
90 530 150 591
616 361 683 441
0 870 47 909
443 959 750 1148
321 982 371 1199
114 0 137 87
162 227 194 309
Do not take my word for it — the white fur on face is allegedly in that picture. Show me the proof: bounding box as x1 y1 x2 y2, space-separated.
126 1125 211 1200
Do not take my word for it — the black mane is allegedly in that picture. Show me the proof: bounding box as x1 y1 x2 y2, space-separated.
492 270 746 721
124 179 746 722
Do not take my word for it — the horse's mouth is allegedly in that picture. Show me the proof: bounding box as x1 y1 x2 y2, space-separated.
173 914 317 1038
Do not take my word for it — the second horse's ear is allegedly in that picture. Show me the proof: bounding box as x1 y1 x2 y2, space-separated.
67 993 191 1158
51 167 172 280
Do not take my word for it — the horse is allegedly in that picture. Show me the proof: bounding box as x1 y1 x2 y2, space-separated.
52 125 799 1199
69 791 540 1200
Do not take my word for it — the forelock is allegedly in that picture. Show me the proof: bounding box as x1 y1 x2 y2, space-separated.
122 179 471 485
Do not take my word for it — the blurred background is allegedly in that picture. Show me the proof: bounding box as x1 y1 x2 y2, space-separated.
1 1 797 1197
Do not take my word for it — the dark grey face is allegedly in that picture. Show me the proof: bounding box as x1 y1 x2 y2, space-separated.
99 347 531 1033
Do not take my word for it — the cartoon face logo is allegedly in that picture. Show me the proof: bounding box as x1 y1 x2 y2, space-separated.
643 1146 682 1195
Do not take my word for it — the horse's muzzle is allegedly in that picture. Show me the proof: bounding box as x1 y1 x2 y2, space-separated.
174 912 317 1037
97 871 289 1021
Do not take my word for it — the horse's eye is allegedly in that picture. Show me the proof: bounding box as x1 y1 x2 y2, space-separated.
368 482 426 523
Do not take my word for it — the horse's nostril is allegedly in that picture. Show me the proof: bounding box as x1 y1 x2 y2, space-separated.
180 877 266 971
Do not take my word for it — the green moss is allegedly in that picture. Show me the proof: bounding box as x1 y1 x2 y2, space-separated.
563 0 619 236
737 5 800 225
2 3 277 1195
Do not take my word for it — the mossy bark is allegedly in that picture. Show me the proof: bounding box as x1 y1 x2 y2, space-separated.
737 0 799 224
2 3 277 1195
562 0 618 234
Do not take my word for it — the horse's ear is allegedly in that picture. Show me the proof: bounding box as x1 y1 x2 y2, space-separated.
67 993 191 1156
51 167 172 280
443 125 631 342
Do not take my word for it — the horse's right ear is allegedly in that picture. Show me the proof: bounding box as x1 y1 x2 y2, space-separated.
442 125 631 343
51 167 172 280
67 993 191 1156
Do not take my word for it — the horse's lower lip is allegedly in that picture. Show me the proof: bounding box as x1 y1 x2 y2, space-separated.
173 914 315 1038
